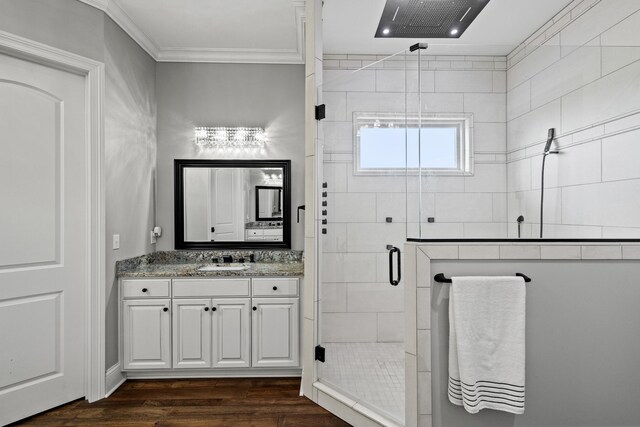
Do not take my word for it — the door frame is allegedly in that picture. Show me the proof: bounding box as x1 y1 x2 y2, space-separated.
0 30 106 402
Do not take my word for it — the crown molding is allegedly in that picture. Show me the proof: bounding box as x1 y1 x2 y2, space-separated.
77 0 306 64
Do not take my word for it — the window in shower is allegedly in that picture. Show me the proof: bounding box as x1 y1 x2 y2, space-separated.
353 112 473 175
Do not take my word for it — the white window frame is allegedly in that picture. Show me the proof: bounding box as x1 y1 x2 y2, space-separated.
353 112 474 176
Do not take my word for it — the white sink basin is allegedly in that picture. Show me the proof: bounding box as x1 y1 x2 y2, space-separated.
198 263 249 272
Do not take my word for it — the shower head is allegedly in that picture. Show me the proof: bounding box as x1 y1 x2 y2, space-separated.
544 128 556 153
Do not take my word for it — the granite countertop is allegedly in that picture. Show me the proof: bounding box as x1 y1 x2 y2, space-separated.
116 250 304 278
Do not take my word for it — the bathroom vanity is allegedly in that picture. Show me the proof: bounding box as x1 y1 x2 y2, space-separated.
117 251 303 378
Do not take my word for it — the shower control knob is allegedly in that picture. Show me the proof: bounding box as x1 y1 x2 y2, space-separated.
322 201 327 207
322 182 328 188
322 210 327 216
142 288 148 293
322 228 327 234
322 219 327 225
322 191 327 197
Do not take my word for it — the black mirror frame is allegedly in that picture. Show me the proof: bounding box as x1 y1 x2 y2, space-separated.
174 159 291 250
255 186 283 221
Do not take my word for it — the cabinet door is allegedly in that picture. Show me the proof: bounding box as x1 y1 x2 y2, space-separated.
211 298 250 368
172 299 211 369
122 299 171 370
251 298 299 368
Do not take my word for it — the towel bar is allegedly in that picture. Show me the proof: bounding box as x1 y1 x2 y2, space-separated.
433 273 531 283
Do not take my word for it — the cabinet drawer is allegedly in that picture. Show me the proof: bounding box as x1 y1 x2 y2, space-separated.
122 279 170 298
246 229 263 237
263 228 283 236
173 278 250 297
252 278 298 297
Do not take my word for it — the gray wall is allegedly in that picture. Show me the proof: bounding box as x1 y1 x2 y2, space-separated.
431 260 640 427
155 63 305 251
0 1 158 370
103 16 157 368
0 0 104 62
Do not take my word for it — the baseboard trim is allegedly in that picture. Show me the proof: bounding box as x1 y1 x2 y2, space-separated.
105 363 126 398
126 369 302 379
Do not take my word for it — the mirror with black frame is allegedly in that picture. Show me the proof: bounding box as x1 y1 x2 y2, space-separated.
174 159 291 249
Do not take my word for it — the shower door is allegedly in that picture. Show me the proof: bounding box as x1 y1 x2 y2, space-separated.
316 50 422 424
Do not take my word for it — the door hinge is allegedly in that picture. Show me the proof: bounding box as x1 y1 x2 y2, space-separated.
315 104 326 121
315 345 326 362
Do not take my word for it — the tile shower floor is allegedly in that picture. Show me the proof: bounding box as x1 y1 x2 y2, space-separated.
319 342 405 423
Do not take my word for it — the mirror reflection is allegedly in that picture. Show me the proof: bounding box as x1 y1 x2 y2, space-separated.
182 167 285 243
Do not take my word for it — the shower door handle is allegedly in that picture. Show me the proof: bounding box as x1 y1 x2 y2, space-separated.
388 246 401 286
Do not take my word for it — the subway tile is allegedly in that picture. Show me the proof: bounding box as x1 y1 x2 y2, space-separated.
346 91 406 116
321 222 347 253
603 227 640 239
320 282 347 312
347 282 404 313
604 112 640 133
507 158 532 192
541 224 602 239
562 55 640 133
347 173 409 193
507 188 561 224
530 140 602 189
602 46 640 76
464 93 506 122
347 223 406 252
418 415 433 427
418 372 432 415
323 162 348 192
507 81 531 121
493 193 508 222
507 36 561 91
329 193 377 222
435 193 493 222
464 163 506 193
322 121 353 152
507 99 562 150
463 222 508 238
474 122 507 152
434 70 494 93
499 245 541 259
493 71 507 92
321 313 378 342
540 245 582 259
323 69 376 92
417 330 431 372
562 180 640 227
458 245 500 259
406 354 419 427
377 313 404 342
409 93 464 113
376 69 406 93
422 245 459 260
530 45 601 109
602 130 640 182
561 0 640 55
418 222 465 238
323 91 347 121
416 287 431 329
622 245 640 259
581 245 622 259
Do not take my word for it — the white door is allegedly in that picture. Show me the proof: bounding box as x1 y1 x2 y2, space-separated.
0 52 87 424
173 299 212 369
252 298 299 368
211 298 250 368
122 299 171 370
209 169 244 241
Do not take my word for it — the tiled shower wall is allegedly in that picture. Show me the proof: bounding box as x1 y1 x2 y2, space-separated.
320 55 508 343
506 0 640 238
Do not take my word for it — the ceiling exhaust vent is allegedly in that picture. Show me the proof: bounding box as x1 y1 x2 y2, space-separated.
375 0 490 39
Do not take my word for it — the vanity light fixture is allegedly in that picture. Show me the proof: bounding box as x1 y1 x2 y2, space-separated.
194 126 267 148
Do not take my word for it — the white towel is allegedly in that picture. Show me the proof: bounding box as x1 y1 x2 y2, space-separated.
448 276 526 415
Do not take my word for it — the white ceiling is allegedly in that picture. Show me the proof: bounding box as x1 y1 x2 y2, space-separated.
322 0 575 56
79 0 575 62
79 0 305 63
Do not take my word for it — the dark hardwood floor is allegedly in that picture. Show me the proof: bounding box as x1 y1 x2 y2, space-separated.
11 378 352 426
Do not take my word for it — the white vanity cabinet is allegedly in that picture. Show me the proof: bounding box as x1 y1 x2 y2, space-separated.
121 279 172 370
120 276 300 376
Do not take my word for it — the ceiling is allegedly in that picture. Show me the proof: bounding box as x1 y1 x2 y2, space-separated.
79 0 575 62
79 0 305 63
322 0 575 55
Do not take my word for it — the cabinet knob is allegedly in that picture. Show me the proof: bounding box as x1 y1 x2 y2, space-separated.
212 307 217 312
142 288 148 293
204 307 209 311
252 307 257 311
163 307 168 312
273 286 278 291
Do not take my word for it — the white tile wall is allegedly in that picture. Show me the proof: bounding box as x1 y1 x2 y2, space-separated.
506 0 640 238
